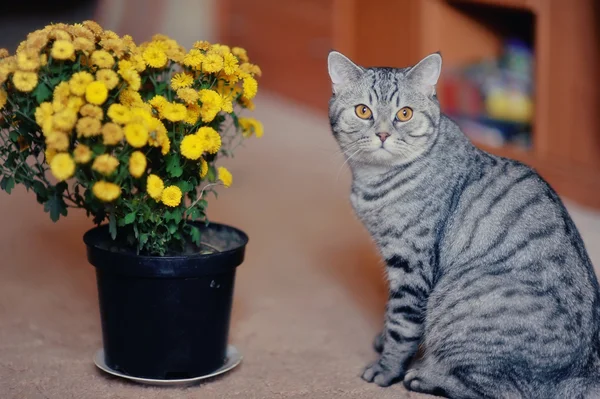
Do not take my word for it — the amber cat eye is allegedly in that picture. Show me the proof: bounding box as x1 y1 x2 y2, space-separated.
355 104 372 120
396 107 413 122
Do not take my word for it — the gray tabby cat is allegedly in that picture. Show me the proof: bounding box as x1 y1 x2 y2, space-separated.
327 51 600 399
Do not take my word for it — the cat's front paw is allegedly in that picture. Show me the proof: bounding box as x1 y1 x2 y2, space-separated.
361 360 404 387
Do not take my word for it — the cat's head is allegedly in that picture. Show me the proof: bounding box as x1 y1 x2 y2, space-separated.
327 51 442 167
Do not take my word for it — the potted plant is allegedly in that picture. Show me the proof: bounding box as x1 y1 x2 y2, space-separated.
0 21 264 382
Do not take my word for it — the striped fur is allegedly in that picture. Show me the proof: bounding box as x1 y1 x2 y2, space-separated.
328 51 600 398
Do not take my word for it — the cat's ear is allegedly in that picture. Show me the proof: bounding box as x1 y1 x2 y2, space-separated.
327 51 363 91
407 52 442 94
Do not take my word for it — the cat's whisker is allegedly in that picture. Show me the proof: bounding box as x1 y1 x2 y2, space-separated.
336 147 363 182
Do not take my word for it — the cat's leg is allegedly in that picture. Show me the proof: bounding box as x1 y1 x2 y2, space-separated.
403 357 480 399
373 330 385 353
362 263 429 387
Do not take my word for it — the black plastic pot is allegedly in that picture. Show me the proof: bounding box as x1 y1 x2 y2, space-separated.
84 222 248 380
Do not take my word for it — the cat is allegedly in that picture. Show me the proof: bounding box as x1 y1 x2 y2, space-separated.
327 50 600 399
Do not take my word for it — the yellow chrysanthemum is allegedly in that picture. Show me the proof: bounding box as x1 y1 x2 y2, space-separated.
0 48 10 59
16 49 40 71
51 40 75 60
45 148 57 164
67 96 85 112
199 158 208 178
79 104 103 119
76 116 102 137
239 96 255 110
147 174 164 201
199 89 222 122
161 185 182 207
242 76 258 100
45 131 70 151
69 71 94 96
0 88 7 110
232 47 249 63
171 72 193 90
107 104 131 124
85 81 108 105
95 69 120 90
13 71 37 92
142 45 168 68
124 123 148 148
182 49 204 68
101 38 126 58
73 144 92 164
102 122 124 145
118 60 134 74
202 52 223 73
185 104 201 125
217 166 232 188
35 102 53 125
92 181 121 202
48 28 71 42
149 95 168 112
73 37 95 53
51 81 70 111
220 95 233 114
128 151 147 178
52 108 77 131
120 68 141 91
176 88 199 105
239 117 264 138
180 134 205 160
196 126 221 154
161 103 187 122
91 50 115 68
92 154 119 175
119 89 143 106
239 62 262 77
131 53 147 72
222 52 239 75
193 41 211 51
211 44 231 56
50 153 75 181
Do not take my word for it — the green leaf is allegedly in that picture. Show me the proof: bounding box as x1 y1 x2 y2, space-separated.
92 143 106 155
189 225 202 246
188 206 205 221
164 207 183 222
109 213 117 240
8 131 19 142
207 165 216 183
177 180 194 193
33 82 53 103
139 233 149 245
0 176 15 194
166 155 183 178
168 223 177 234
44 193 67 222
124 212 137 225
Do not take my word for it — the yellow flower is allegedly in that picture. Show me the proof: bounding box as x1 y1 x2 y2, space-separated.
180 134 205 160
48 29 71 42
211 44 231 56
142 45 168 68
92 154 119 175
199 89 222 122
239 117 264 138
0 48 10 58
83 20 103 36
92 181 121 202
149 95 168 111
76 116 102 137
45 148 57 164
124 123 149 147
107 104 131 124
118 60 134 74
147 174 164 201
102 122 124 145
218 166 232 188
120 68 141 91
193 41 211 51
51 81 70 111
85 81 108 105
131 53 147 72
239 62 262 77
96 69 120 90
13 71 37 92
171 72 193 90
51 40 75 60
220 95 233 114
67 96 85 112
239 96 255 110
52 108 77 131
223 52 239 75
185 104 201 125
119 89 143 106
199 158 208 178
196 126 221 154
69 71 94 96
161 185 182 207
91 50 115 68
128 151 147 178
160 134 171 155
161 103 187 122
0 88 7 110
35 102 53 125
45 131 70 151
183 49 204 68
202 52 223 73
73 37 95 53
243 76 258 99
16 49 40 71
101 38 126 58
232 47 249 63
79 104 103 119
73 144 92 164
50 153 75 181
176 88 199 105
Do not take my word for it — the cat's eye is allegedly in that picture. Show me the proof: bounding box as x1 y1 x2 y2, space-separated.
355 104 372 120
396 107 413 122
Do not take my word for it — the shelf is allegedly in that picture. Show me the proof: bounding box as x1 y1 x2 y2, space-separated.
447 0 538 13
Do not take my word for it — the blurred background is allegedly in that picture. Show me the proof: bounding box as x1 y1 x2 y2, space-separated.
0 1 599 398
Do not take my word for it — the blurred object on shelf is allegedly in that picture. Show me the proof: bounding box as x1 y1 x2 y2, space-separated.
439 38 534 149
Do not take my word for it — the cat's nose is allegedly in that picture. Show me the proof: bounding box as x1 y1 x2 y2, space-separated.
376 132 390 142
